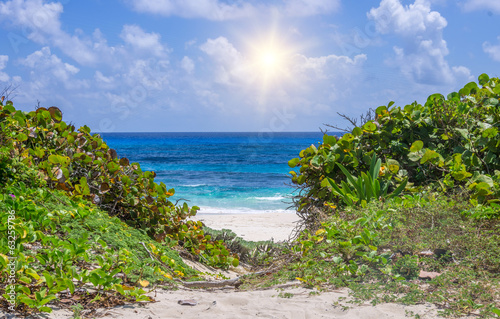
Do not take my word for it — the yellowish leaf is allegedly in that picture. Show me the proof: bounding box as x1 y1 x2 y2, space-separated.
315 229 326 236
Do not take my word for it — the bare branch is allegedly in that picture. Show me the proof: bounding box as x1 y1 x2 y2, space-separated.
1 83 20 101
324 108 376 133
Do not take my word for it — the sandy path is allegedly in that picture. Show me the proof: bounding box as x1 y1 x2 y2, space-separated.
0 213 464 319
39 287 441 319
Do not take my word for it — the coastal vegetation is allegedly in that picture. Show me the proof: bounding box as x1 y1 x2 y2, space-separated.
278 73 500 317
1 74 499 318
0 98 234 315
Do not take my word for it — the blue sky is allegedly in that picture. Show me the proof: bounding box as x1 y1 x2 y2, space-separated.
0 0 499 132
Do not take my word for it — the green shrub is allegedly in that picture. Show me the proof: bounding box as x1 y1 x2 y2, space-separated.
289 74 500 225
0 99 237 269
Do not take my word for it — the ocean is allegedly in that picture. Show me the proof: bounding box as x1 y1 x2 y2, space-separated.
98 132 325 214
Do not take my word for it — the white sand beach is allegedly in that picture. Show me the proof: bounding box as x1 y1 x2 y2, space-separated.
191 211 301 242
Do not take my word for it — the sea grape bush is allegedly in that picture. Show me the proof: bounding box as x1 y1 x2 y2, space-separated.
0 100 238 269
0 184 155 313
289 74 500 220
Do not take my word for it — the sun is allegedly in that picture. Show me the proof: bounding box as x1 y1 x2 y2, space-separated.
251 43 290 81
260 51 278 68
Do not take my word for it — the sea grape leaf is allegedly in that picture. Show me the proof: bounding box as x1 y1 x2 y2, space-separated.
455 128 469 139
363 121 377 133
410 140 423 152
322 134 337 146
482 127 498 138
352 127 363 137
478 73 489 86
420 149 440 164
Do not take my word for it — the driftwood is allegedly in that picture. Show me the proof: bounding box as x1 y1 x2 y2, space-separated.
181 277 242 288
139 242 279 289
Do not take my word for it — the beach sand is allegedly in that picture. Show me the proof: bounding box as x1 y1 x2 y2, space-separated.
191 211 301 242
1 212 457 319
42 287 441 319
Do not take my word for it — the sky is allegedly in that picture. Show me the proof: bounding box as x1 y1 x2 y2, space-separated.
0 0 499 132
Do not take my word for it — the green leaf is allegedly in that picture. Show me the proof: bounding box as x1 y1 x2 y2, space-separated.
408 152 422 162
362 172 375 201
48 155 70 167
322 134 337 146
387 159 400 174
455 128 469 139
375 105 387 115
352 127 363 137
39 306 53 313
420 149 440 164
363 121 377 133
491 307 500 316
19 276 32 284
343 133 354 142
389 178 407 199
478 73 489 86
482 127 498 138
17 133 28 142
369 154 381 182
232 258 240 267
409 140 423 152
452 171 472 181
25 268 40 280
107 161 120 173
473 174 494 188
310 155 322 167
337 163 362 196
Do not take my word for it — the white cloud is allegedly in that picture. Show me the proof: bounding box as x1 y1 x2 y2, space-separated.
127 0 256 20
0 55 10 82
181 56 195 74
0 0 99 65
284 0 341 17
368 0 472 85
198 36 367 114
0 0 63 41
369 0 447 35
120 25 166 57
19 47 87 91
127 0 340 20
483 37 500 61
462 0 500 13
200 37 251 86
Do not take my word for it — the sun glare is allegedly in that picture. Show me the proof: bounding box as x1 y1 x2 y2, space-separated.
251 43 289 82
238 24 309 102
260 51 278 67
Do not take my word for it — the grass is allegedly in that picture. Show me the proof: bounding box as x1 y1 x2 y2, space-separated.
237 192 500 318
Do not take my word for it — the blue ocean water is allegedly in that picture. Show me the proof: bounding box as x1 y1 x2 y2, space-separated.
98 132 325 214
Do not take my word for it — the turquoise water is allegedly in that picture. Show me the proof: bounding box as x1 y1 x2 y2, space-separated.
99 132 325 213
